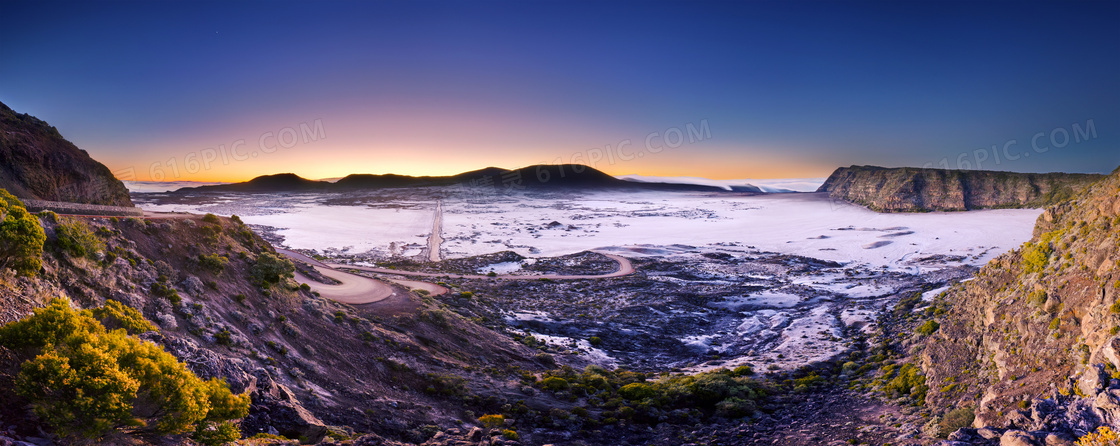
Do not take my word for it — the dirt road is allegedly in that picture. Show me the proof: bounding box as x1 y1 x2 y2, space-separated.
328 252 635 281
280 249 395 304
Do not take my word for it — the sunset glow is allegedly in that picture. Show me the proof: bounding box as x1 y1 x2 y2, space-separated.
2 1 1117 182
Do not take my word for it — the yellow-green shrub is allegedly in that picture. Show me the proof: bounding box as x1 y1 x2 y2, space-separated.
1078 426 1120 445
0 189 46 276
478 414 504 429
0 298 249 443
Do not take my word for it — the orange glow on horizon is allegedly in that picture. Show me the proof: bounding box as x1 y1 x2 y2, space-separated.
110 156 837 183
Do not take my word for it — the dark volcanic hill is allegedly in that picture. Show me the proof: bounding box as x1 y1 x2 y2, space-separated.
0 101 133 206
178 164 734 194
199 173 332 192
818 165 1102 212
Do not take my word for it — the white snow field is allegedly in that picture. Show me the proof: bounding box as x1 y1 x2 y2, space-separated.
437 191 1040 270
137 189 1041 270
133 186 1045 371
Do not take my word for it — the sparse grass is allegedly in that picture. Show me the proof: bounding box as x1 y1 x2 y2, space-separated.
55 217 104 259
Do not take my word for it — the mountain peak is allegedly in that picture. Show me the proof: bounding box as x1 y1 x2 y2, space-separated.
0 100 133 206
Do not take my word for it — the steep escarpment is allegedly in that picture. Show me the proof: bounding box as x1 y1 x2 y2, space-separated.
917 166 1120 439
818 165 1102 212
0 101 133 206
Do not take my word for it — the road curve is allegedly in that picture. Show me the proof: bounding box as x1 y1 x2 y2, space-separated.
280 249 395 304
327 252 635 281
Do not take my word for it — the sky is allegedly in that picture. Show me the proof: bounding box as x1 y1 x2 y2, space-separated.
1 0 1117 182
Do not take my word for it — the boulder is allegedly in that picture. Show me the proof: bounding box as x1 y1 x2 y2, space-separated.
1079 364 1109 397
1101 337 1120 370
1001 430 1040 446
1043 432 1076 446
242 369 330 443
977 427 1005 439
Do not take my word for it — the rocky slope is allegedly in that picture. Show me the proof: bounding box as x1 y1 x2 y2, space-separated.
0 212 559 445
916 165 1120 442
0 101 133 206
817 165 1102 212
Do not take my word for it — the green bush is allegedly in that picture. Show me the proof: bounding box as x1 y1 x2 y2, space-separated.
0 190 46 276
917 320 940 336
201 213 221 225
478 414 504 429
0 298 249 442
501 429 519 440
251 253 295 286
618 382 656 400
883 363 928 403
1021 242 1052 273
198 253 229 274
88 300 157 334
214 329 232 346
55 218 104 259
588 336 602 346
1028 290 1048 307
937 406 974 438
531 362 768 426
541 376 570 391
715 396 757 418
732 365 754 376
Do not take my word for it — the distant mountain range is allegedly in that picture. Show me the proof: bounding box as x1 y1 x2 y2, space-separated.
168 165 1110 215
172 165 765 194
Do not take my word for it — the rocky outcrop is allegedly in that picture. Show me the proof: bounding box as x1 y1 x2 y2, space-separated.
919 166 1120 439
817 165 1102 212
0 101 132 206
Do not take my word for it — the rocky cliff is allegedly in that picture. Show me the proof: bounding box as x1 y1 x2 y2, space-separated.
817 165 1102 212
0 101 132 206
917 165 1120 441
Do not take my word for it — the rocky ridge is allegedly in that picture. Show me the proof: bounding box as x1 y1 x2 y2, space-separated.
818 165 1102 212
0 101 133 207
916 166 1120 443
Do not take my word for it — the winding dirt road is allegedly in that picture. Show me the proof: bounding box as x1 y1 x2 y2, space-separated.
280 249 395 304
327 252 635 281
281 247 635 305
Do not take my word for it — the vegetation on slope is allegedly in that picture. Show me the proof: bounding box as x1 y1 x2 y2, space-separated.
0 297 249 443
0 189 45 276
915 166 1120 429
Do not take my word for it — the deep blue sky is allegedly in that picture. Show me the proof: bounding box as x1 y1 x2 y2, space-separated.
1 0 1117 181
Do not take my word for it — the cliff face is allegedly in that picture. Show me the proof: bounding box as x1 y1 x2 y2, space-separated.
918 166 1120 432
817 165 1102 212
0 101 132 207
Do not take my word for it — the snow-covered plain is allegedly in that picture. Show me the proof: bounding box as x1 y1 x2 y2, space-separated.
437 190 1040 271
135 189 1041 271
133 186 1046 372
